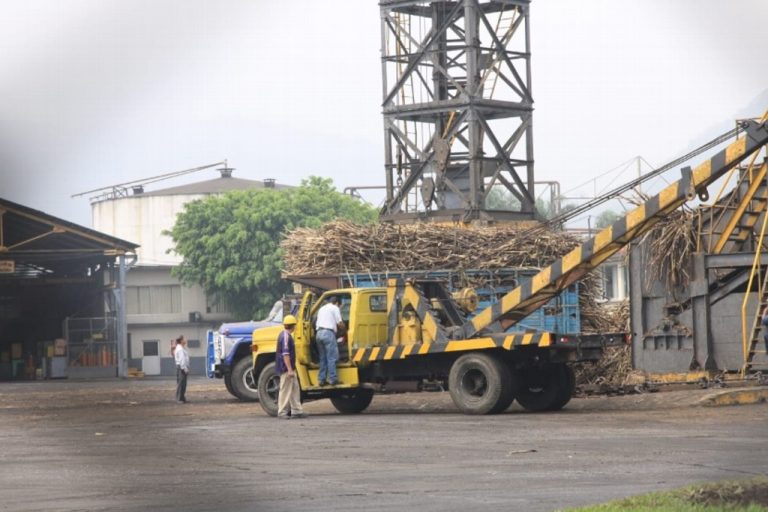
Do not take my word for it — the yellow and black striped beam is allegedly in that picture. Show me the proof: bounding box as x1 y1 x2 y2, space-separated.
459 118 768 340
352 332 553 365
386 278 448 344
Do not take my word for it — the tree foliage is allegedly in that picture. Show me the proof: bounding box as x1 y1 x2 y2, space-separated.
168 177 377 320
485 186 575 221
594 209 622 229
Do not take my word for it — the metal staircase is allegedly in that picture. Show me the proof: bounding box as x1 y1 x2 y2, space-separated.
699 161 768 255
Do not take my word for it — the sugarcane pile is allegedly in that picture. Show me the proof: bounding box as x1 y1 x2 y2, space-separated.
573 345 641 394
572 300 639 393
641 207 696 291
281 220 634 391
282 220 582 274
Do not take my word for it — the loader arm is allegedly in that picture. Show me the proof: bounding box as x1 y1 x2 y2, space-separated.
457 118 768 340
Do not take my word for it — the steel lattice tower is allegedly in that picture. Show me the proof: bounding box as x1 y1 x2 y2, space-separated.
380 0 534 223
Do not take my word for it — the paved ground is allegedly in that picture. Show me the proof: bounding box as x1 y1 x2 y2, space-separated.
0 377 766 512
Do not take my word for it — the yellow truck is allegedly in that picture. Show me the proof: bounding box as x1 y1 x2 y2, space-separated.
251 278 622 415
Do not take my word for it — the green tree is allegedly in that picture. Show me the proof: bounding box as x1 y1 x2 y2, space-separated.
484 186 576 221
594 209 622 229
167 176 377 320
485 186 521 211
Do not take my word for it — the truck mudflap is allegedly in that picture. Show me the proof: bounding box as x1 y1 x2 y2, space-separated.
350 331 628 365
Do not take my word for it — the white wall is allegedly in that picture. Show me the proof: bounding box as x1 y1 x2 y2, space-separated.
125 266 231 326
92 193 207 265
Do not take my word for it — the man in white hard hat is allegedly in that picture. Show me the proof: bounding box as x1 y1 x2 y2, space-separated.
275 314 307 419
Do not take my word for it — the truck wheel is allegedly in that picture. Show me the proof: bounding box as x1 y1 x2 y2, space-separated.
330 389 374 414
224 374 238 398
257 362 280 417
547 364 575 411
448 353 514 415
231 357 259 402
516 364 560 412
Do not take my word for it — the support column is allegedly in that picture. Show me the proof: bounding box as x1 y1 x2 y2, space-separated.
690 252 717 371
115 255 128 378
464 0 482 213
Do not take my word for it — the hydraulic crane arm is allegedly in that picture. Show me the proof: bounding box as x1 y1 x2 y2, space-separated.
457 118 768 340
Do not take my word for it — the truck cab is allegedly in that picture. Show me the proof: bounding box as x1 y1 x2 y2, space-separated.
251 287 388 415
207 320 279 401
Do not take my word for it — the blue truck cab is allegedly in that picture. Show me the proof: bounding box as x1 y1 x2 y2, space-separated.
207 320 278 401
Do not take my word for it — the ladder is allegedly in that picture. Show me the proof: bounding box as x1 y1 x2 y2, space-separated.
480 3 519 100
743 268 768 373
393 12 422 212
742 180 768 374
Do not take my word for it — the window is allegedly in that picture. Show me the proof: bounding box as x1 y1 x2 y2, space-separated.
339 295 351 322
126 285 182 314
369 294 387 312
312 294 352 325
143 340 159 356
206 293 228 314
601 263 628 301
604 265 616 300
187 339 200 349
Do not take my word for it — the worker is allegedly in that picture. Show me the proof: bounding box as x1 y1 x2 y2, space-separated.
762 306 768 353
169 338 177 357
264 299 284 323
315 295 344 386
275 315 306 419
174 335 190 404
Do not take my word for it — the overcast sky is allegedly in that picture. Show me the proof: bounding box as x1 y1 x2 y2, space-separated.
1 0 766 227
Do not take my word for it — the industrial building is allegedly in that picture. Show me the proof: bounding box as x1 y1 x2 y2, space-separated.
89 166 290 376
0 198 137 379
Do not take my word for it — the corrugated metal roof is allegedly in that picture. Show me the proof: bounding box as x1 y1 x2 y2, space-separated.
140 176 291 197
0 197 138 279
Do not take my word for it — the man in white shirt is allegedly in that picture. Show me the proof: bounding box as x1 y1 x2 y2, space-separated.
174 335 190 403
264 299 284 323
315 296 344 385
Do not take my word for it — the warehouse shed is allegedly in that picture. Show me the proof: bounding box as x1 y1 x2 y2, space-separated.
0 198 138 380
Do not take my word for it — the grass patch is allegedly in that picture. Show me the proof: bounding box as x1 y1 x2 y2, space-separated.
566 477 768 511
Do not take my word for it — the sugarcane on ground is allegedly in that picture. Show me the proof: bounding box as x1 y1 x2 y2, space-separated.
0 377 765 512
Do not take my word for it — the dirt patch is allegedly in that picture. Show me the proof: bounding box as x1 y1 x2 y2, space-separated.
685 478 768 508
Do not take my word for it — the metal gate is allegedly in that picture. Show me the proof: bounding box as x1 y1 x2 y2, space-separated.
64 316 118 378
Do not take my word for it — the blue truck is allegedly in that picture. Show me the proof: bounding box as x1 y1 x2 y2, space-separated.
207 320 278 401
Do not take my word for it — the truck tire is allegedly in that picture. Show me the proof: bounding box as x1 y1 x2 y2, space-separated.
230 357 259 402
516 364 561 412
546 364 575 411
448 353 514 415
330 389 374 414
257 362 280 417
224 373 237 398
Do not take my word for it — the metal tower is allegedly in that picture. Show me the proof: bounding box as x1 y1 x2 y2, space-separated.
379 0 535 223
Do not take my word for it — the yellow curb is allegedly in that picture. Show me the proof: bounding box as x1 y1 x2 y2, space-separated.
698 388 768 406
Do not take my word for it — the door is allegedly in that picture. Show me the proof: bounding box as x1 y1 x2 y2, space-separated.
142 340 161 376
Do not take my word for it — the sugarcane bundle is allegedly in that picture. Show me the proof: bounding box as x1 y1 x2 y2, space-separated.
640 207 696 291
281 220 583 274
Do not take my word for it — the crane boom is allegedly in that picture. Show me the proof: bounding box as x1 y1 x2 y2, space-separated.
457 118 768 339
